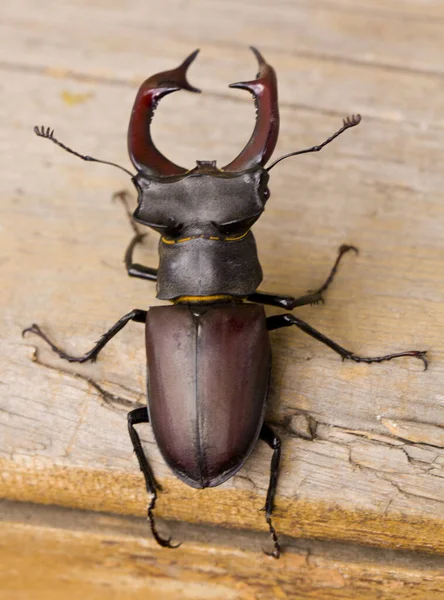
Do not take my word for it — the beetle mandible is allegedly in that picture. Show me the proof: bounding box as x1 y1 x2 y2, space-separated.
24 48 427 558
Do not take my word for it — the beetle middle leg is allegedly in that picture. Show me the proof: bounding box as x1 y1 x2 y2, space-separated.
128 406 180 548
22 309 147 363
248 244 358 310
267 314 428 369
113 190 158 282
260 423 282 559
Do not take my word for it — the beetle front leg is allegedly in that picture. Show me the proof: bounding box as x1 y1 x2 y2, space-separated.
124 233 158 281
248 245 358 310
260 423 282 559
267 314 428 369
113 191 158 282
22 309 147 363
128 407 180 549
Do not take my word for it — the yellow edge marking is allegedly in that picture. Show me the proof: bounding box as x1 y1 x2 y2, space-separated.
161 231 250 244
161 236 193 245
174 295 240 304
225 230 249 241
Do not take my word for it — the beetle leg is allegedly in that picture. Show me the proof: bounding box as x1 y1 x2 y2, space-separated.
22 309 147 363
267 314 428 369
128 407 181 549
113 191 158 282
125 238 158 281
260 423 282 559
248 245 358 309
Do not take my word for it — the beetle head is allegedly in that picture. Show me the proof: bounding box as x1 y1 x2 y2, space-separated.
129 47 277 230
132 163 270 240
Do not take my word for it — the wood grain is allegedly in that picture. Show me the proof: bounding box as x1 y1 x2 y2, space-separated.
3 501 444 600
1 0 444 594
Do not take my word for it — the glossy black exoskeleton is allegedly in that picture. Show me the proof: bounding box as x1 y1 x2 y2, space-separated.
24 48 427 558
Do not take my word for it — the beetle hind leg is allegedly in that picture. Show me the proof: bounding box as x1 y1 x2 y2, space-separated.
260 423 282 559
128 407 181 549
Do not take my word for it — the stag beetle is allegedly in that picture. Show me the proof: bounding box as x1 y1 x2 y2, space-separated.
24 48 427 558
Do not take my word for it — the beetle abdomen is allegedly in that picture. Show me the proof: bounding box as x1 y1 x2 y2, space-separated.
145 303 271 489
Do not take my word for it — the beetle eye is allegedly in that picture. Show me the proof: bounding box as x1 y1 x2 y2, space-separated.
132 177 143 199
165 217 183 236
263 187 270 201
212 212 263 236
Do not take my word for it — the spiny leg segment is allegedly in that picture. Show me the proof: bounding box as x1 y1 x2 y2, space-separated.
248 244 358 310
128 407 180 548
267 314 428 369
260 424 282 559
113 190 158 281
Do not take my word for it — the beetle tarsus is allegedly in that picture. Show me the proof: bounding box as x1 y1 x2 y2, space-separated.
304 244 359 310
305 244 359 307
22 322 100 363
260 424 282 557
344 349 429 371
264 515 280 559
22 310 147 363
21 323 84 361
128 409 178 547
147 496 181 549
248 244 358 310
311 244 359 300
267 314 428 369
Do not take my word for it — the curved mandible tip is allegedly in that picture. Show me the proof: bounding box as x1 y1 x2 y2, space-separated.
152 49 201 94
223 47 279 172
128 50 201 176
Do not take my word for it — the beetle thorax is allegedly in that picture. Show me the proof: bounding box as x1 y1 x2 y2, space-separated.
132 168 269 300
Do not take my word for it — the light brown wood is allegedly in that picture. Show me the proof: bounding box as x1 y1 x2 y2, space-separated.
2 0 444 595
3 501 444 600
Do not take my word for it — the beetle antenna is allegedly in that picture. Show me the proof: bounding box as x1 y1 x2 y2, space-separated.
266 114 361 171
34 125 135 177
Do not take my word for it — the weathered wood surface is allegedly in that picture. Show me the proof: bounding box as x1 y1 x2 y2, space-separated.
3 500 444 600
2 0 444 595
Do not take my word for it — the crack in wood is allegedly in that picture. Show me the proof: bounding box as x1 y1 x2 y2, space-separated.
203 36 444 81
22 343 444 477
237 0 444 25
26 345 144 413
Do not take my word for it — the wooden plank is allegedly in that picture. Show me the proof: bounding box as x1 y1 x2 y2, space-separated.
3 458 444 556
2 501 444 600
1 0 444 563
3 0 444 81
